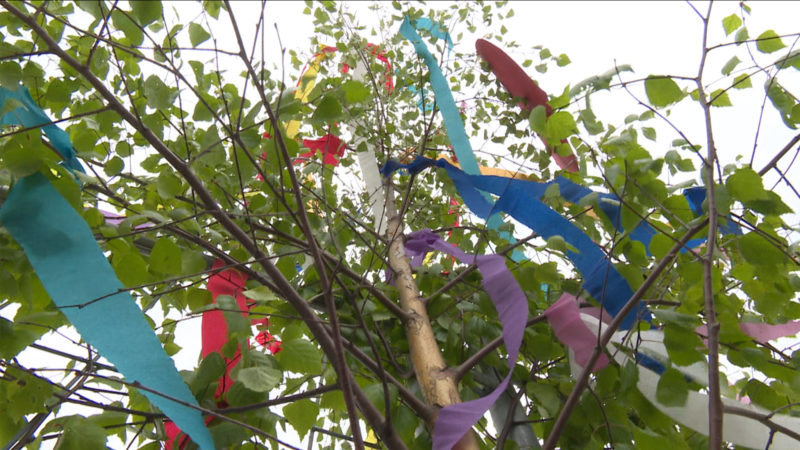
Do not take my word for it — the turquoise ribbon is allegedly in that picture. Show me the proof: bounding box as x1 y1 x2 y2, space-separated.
0 86 84 173
399 17 525 261
0 86 213 448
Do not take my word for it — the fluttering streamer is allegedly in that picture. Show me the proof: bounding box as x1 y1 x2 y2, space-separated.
399 17 524 261
382 156 649 329
404 229 528 450
573 309 800 449
0 86 85 173
0 86 214 448
475 39 579 172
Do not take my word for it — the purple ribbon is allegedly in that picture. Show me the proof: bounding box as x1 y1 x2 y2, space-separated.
404 229 528 449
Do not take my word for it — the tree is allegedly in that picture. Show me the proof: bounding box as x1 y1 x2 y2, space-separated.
1 1 799 449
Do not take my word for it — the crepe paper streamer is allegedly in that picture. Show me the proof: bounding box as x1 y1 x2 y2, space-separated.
410 18 454 50
99 209 154 230
383 156 650 329
408 84 434 112
285 46 338 139
296 133 347 167
201 259 251 399
0 173 213 449
0 85 85 173
403 229 528 450
739 320 800 342
356 145 388 235
475 39 579 173
203 259 282 396
439 156 532 180
695 320 800 346
164 416 214 450
399 18 524 262
386 156 745 261
545 294 609 371
574 313 800 449
547 295 682 378
167 259 281 447
683 186 742 237
286 43 394 139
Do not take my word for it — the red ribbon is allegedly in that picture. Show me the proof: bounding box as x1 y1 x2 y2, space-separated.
475 39 579 172
164 260 280 449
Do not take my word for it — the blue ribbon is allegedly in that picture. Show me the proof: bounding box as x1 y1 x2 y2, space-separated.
399 17 525 262
0 87 214 448
383 158 740 253
383 156 649 329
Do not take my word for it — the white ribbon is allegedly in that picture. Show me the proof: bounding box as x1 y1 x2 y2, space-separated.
576 313 800 449
349 59 387 236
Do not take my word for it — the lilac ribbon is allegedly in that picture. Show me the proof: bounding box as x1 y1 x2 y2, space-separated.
99 209 153 229
404 229 528 450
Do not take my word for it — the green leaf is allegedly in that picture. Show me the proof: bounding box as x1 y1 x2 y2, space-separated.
191 352 226 396
556 53 571 67
149 238 182 275
634 426 673 450
776 49 800 70
209 421 249 448
342 80 370 103
186 288 212 311
528 104 547 135
648 233 672 260
732 73 752 89
310 94 343 124
619 360 639 394
656 368 689 407
283 399 319 440
157 171 183 198
721 55 741 75
113 251 150 287
143 74 173 110
722 14 742 36
203 0 222 19
664 325 705 366
527 382 561 416
233 366 281 393
709 89 732 107
735 27 749 45
756 30 785 54
181 250 207 276
53 416 107 450
216 295 250 337
110 10 143 46
3 366 53 420
131 0 162 26
104 156 124 176
242 286 279 303
738 232 786 266
544 110 578 141
726 167 767 202
642 126 656 141
645 76 684 108
0 61 22 87
76 1 103 19
188 22 211 47
276 339 322 373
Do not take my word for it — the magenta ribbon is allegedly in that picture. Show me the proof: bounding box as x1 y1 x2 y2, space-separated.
404 229 527 450
544 294 609 371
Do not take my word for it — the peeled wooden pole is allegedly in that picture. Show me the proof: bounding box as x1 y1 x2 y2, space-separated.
384 179 479 450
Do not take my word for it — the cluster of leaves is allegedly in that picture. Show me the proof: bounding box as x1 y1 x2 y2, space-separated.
0 1 799 449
